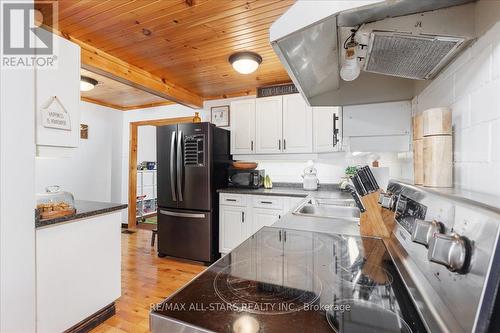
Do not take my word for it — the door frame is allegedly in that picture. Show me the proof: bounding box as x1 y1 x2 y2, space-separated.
128 116 194 229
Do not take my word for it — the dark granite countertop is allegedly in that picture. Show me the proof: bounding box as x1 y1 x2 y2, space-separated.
36 200 127 228
217 182 349 199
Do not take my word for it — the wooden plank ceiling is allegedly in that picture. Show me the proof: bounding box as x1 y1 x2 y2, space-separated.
51 0 295 103
80 69 174 110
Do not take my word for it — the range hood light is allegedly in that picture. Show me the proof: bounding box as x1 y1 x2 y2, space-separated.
80 76 98 91
229 52 262 74
340 40 360 81
340 58 360 81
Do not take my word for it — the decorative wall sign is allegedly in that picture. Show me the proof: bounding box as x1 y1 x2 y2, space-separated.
211 105 230 127
80 124 88 139
41 96 71 130
257 83 298 98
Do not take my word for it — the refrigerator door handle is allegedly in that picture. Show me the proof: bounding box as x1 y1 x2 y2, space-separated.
159 210 206 219
170 131 177 201
177 130 184 202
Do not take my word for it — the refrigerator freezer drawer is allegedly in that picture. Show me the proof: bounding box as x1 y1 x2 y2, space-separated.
157 208 212 263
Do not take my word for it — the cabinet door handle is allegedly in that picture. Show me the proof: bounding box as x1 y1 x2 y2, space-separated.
279 230 282 242
251 140 254 151
260 201 273 204
226 199 237 202
333 114 339 147
278 139 281 150
284 230 287 242
242 211 245 223
283 139 286 151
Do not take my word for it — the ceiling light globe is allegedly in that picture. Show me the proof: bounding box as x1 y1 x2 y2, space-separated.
232 59 259 74
80 76 98 91
229 52 262 75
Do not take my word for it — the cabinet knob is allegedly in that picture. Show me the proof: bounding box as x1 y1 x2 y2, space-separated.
411 219 444 247
428 233 472 274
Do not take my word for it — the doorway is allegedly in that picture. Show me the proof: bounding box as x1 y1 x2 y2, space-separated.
127 116 193 229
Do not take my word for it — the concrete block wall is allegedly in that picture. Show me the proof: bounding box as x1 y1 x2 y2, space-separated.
413 21 500 196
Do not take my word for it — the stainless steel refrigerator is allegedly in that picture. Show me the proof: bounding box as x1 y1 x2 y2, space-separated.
156 122 230 264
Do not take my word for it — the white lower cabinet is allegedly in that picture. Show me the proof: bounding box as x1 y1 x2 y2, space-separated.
219 193 305 254
36 212 121 333
252 208 282 232
219 205 249 254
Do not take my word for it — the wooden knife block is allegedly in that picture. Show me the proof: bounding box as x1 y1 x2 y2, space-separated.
359 191 395 238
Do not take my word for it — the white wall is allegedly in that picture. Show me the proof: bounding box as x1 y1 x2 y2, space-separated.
137 125 157 163
413 16 500 196
35 102 123 202
0 25 37 333
248 152 406 184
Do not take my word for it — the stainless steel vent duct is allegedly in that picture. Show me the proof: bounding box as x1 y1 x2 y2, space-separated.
364 32 466 80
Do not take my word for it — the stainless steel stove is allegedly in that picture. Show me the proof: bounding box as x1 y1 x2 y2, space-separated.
150 181 500 333
151 228 425 333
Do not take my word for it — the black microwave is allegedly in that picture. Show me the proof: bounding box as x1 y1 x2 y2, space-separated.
228 169 265 188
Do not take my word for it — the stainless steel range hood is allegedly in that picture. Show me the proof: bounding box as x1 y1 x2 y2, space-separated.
270 0 477 106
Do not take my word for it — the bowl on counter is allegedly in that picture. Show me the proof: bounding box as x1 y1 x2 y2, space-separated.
232 161 258 170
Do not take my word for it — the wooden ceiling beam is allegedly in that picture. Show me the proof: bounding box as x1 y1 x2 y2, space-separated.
68 35 204 109
81 96 126 111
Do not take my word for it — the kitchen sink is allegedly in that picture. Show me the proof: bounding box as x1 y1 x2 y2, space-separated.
292 198 360 221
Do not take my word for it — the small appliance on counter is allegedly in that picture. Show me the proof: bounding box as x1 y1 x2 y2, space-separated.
302 160 319 191
228 168 265 189
138 161 156 170
36 185 76 220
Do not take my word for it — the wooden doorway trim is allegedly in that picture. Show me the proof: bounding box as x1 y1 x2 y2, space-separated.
128 116 194 229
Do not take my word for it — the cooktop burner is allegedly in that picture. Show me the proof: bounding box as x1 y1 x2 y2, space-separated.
151 227 426 333
326 299 412 333
214 259 322 314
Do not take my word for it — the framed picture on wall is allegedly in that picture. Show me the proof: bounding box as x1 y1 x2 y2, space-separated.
210 105 230 127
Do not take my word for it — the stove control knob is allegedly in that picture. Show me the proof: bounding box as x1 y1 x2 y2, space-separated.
411 219 444 247
379 193 396 211
428 233 472 274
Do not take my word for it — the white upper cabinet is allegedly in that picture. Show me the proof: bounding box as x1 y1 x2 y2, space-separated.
230 99 256 155
255 96 283 154
343 101 411 152
282 94 312 153
230 94 345 155
313 106 342 153
36 35 81 148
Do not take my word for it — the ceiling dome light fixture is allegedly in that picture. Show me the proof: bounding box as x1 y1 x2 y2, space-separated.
80 76 98 92
229 51 262 74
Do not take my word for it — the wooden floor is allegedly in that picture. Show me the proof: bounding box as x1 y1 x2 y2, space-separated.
91 229 205 333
